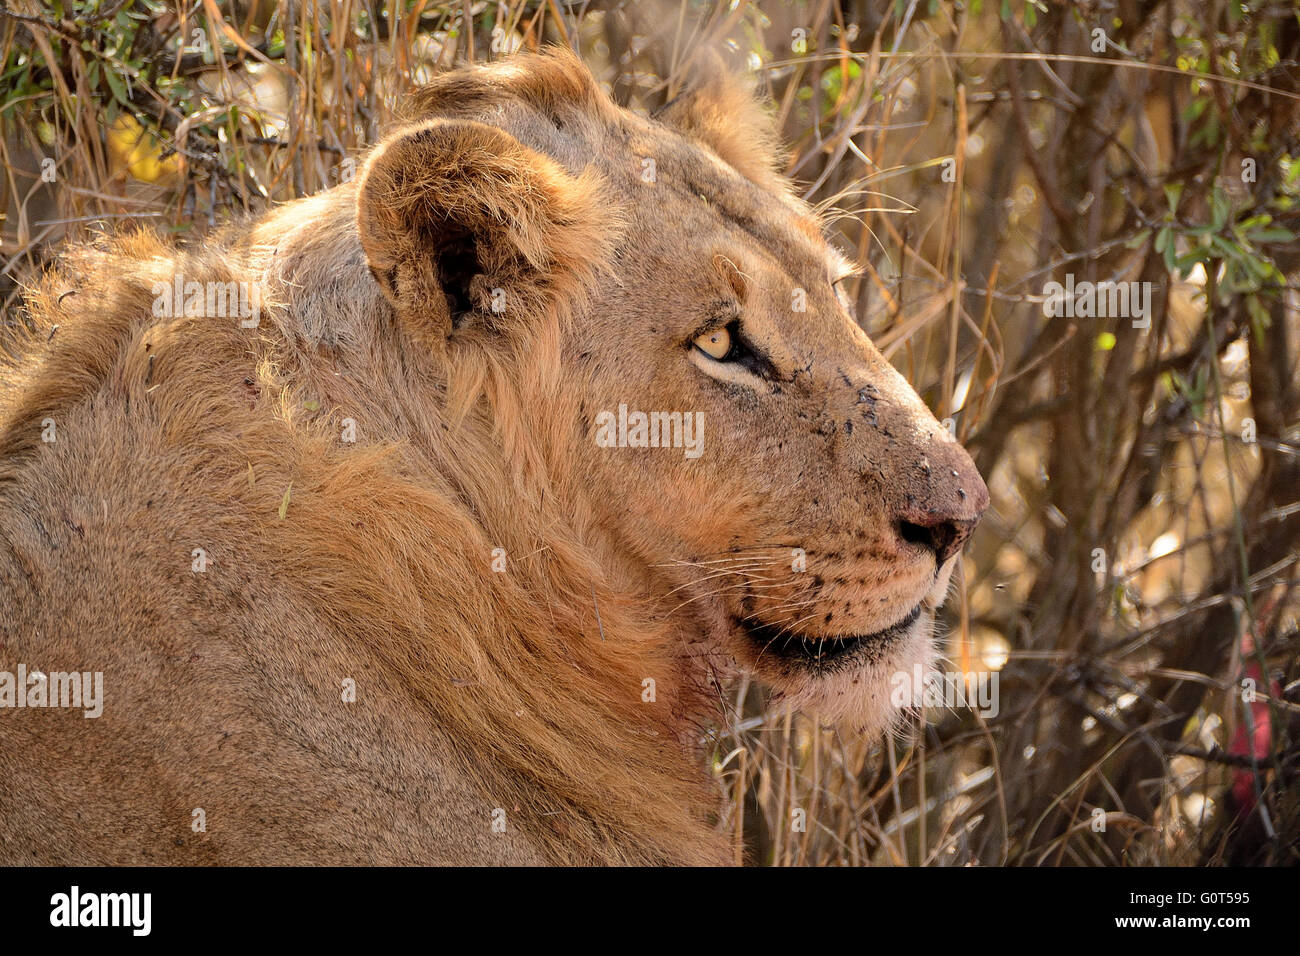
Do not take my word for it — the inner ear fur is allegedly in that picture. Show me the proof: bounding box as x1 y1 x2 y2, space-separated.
355 118 618 339
652 50 788 193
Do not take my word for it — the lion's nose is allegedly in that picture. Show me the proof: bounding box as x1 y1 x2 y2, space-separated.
893 445 989 564
897 514 979 565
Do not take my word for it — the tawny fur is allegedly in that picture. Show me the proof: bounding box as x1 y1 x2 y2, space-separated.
0 48 986 865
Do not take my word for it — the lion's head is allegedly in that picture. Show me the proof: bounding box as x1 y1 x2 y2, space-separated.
353 49 988 739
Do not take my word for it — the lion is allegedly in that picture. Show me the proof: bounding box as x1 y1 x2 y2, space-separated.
0 48 987 865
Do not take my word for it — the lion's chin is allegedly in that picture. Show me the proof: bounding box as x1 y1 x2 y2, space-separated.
767 611 935 740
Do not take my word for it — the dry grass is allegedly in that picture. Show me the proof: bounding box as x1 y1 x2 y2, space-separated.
2 0 1298 865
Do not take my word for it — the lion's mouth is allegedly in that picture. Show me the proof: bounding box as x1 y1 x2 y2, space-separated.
736 603 923 670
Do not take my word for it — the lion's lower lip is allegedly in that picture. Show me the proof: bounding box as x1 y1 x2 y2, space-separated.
737 603 923 668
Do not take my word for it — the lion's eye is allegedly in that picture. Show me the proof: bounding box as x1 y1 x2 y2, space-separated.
693 326 733 361
688 320 776 380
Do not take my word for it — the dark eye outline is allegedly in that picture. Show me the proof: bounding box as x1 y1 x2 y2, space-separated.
688 318 777 380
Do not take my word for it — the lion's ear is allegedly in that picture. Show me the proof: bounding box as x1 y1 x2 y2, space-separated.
653 50 787 192
355 119 616 339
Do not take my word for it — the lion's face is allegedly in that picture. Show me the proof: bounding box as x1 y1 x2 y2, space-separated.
568 113 987 732
356 50 988 735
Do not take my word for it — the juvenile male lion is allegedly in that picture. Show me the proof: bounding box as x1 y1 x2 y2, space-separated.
0 49 986 865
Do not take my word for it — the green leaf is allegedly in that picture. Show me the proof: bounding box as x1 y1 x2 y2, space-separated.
1163 183 1183 214
1246 226 1295 244
104 66 129 107
1209 187 1230 230
278 483 292 520
1174 250 1208 278
1180 97 1208 123
1242 295 1263 348
1124 228 1152 249
1190 112 1221 148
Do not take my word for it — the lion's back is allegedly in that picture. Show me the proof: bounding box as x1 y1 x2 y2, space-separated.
0 238 545 865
